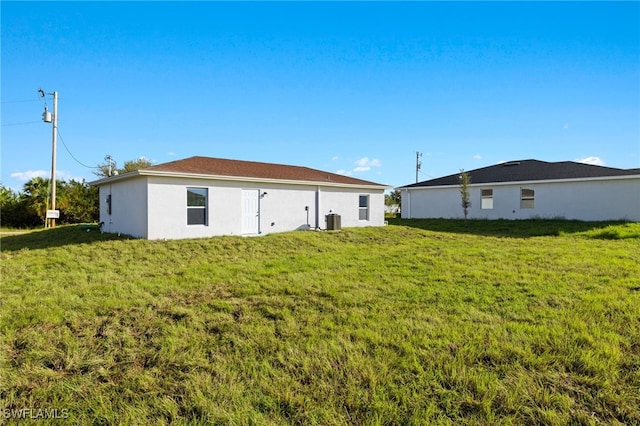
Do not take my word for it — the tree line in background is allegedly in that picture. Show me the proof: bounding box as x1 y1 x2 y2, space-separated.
1 178 99 228
94 157 153 178
4 158 398 228
384 189 401 216
385 190 401 207
0 157 153 228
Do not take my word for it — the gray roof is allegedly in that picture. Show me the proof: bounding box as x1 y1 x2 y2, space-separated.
400 159 640 188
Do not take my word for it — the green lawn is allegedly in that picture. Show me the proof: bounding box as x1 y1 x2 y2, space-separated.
1 220 639 425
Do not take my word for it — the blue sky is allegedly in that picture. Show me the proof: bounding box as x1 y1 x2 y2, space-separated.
2 1 639 191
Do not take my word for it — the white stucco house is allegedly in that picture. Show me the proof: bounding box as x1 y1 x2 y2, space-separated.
90 156 390 239
399 160 640 222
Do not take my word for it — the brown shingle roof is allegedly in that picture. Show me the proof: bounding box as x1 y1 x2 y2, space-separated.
144 156 387 187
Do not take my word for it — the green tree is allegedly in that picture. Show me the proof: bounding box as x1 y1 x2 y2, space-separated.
94 157 153 178
1 178 98 228
22 177 51 225
384 189 402 216
0 181 46 228
0 185 17 206
459 169 471 223
62 180 99 223
121 157 153 173
0 185 25 227
385 189 401 206
94 162 115 178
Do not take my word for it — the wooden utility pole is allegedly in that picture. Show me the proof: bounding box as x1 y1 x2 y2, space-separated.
41 89 59 228
50 91 58 227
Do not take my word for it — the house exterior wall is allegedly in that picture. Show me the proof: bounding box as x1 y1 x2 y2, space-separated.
401 176 640 222
146 177 320 239
99 177 149 238
253 182 319 234
318 186 386 227
99 175 386 239
146 176 238 239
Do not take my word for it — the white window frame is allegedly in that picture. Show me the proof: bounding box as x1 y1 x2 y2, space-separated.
520 188 535 209
187 187 208 226
358 195 370 221
481 188 493 209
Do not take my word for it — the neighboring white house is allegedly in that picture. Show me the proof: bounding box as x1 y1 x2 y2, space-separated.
90 156 390 239
399 160 640 222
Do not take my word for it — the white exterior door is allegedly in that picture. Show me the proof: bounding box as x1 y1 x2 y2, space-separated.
241 189 260 234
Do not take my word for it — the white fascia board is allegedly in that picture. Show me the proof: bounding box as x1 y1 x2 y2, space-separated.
91 170 390 190
88 171 142 186
405 174 640 190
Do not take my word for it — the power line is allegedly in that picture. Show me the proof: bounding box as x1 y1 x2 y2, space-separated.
56 128 101 171
1 121 42 127
1 99 42 104
418 169 435 180
2 96 49 125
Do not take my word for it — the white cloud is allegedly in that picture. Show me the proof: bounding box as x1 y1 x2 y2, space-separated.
563 123 570 130
331 156 339 161
10 169 86 183
336 156 382 177
473 154 482 160
168 152 176 157
576 156 605 166
355 157 381 168
10 170 48 181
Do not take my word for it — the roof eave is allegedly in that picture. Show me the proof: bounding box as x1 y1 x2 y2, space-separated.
91 169 390 190
88 170 142 186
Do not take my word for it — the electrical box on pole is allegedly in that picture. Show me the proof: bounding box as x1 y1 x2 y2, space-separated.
43 106 52 123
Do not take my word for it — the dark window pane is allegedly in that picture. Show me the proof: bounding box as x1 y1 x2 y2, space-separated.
187 188 207 206
359 195 368 208
521 189 534 198
187 208 206 225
